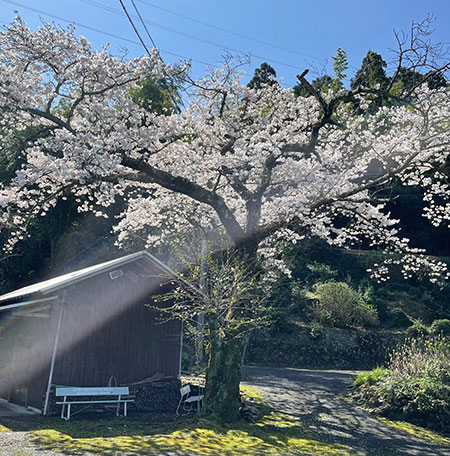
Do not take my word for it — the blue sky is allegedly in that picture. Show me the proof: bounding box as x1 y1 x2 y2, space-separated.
1 0 449 87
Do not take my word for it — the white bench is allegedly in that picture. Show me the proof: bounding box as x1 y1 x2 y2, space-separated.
55 386 134 420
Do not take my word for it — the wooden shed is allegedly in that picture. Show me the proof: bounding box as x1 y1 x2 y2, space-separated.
0 251 182 413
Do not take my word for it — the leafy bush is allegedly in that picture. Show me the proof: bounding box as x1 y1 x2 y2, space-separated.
269 311 295 335
388 337 449 379
306 262 338 283
386 308 413 329
306 281 378 328
354 367 388 387
308 321 324 339
352 336 450 430
430 319 450 336
406 321 429 338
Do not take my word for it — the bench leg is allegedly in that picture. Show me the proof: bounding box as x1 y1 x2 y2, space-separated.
61 403 65 420
116 395 121 417
66 403 71 420
124 402 127 417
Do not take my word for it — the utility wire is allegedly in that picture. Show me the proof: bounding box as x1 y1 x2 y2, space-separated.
118 0 186 111
1 0 294 87
130 0 157 48
80 0 308 72
118 0 151 55
136 0 320 61
0 0 214 66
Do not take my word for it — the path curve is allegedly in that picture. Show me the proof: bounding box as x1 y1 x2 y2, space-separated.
242 366 450 456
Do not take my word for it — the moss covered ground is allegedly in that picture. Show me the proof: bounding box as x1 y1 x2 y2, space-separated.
29 422 352 456
2 378 450 455
378 418 450 446
0 386 354 456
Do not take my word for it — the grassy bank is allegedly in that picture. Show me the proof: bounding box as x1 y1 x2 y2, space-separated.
351 336 450 433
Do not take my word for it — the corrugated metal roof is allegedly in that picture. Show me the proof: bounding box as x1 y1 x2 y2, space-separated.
0 250 170 306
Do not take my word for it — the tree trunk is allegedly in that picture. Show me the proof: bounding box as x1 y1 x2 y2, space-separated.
204 324 244 422
202 244 258 422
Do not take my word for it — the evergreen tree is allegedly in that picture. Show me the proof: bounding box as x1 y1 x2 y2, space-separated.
128 75 182 115
331 48 348 91
389 67 423 96
293 74 333 97
426 71 447 90
350 50 389 90
294 49 348 96
248 62 277 89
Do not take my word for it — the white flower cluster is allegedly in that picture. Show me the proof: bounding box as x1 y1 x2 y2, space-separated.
0 18 449 283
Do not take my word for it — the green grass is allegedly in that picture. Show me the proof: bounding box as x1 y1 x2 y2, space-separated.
4 383 450 455
353 367 388 387
240 383 265 404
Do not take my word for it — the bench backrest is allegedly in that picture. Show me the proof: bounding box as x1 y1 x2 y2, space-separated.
180 385 191 397
56 386 129 397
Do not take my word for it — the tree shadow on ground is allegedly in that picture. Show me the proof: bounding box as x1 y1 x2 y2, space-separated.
1 407 354 455
2 368 450 456
242 367 450 456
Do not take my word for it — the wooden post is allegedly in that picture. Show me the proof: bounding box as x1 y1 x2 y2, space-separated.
43 292 66 416
196 241 207 365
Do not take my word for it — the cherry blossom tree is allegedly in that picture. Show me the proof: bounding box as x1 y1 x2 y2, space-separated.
1 17 450 420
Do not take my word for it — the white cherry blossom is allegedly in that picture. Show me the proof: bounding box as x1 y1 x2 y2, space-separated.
0 18 449 282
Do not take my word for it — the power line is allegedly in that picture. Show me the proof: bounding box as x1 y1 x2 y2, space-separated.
118 0 151 55
118 1 184 110
125 0 294 90
136 0 321 62
80 0 308 72
0 0 214 67
130 0 157 49
1 0 294 87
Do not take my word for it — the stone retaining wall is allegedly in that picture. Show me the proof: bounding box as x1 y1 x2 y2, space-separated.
245 326 406 370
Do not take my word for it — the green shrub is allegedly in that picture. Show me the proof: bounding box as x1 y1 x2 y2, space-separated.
352 336 450 430
306 262 338 282
306 281 378 328
269 311 295 335
430 319 450 336
308 321 324 339
406 321 429 338
388 337 449 379
354 367 388 387
386 308 413 328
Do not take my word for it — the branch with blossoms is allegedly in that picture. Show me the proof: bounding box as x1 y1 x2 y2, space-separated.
0 15 450 285
148 242 270 341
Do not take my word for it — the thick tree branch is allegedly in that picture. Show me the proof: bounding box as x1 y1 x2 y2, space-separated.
121 156 245 243
26 108 75 133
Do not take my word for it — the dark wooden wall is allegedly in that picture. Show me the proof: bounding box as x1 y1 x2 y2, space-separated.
0 307 54 409
3 256 181 409
49 258 181 395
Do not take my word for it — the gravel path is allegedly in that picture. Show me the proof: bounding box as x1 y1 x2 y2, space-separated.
0 431 70 456
242 366 450 456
